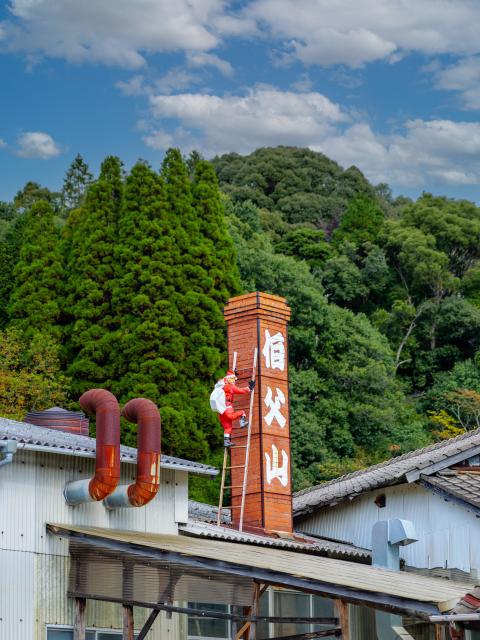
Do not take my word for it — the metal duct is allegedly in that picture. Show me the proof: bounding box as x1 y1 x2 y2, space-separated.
104 398 161 509
64 389 121 505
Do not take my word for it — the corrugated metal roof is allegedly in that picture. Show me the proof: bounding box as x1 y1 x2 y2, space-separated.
0 417 217 477
180 520 370 560
48 523 472 616
294 428 480 516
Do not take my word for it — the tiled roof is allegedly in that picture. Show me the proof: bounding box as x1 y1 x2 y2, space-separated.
293 427 480 517
183 514 369 561
188 499 231 524
421 469 480 512
0 417 217 477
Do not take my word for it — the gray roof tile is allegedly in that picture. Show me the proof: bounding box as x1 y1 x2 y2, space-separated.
422 470 480 510
0 417 217 477
294 427 480 517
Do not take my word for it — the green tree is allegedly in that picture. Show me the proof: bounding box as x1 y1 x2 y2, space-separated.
212 146 378 230
0 215 26 328
0 327 68 419
227 202 427 488
14 181 62 215
111 160 192 451
8 201 63 338
65 156 123 397
333 194 384 247
62 153 93 211
160 150 240 459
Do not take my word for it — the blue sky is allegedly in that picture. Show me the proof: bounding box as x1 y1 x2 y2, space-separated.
2 0 480 202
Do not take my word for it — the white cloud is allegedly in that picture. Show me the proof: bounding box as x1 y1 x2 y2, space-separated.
187 52 233 76
317 119 480 186
0 138 6 148
6 0 480 72
116 68 202 98
243 0 480 67
143 129 174 151
433 57 480 109
16 132 62 159
2 0 225 68
145 86 480 188
148 86 347 155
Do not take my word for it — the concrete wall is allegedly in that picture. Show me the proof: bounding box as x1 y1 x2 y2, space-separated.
0 448 189 640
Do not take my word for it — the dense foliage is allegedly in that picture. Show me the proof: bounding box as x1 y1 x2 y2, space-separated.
2 146 480 499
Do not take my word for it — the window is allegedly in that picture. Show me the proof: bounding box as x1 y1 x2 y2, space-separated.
47 628 134 639
257 590 337 640
187 602 230 640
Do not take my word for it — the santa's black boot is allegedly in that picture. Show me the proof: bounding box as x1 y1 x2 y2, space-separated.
239 415 248 428
224 435 233 448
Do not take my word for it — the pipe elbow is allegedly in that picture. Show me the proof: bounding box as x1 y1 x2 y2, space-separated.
104 398 161 509
64 389 121 505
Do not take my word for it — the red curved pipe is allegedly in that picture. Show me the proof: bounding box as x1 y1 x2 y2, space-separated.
121 398 161 507
80 389 121 501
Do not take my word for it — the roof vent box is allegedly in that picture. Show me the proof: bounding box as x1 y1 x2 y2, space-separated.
24 407 89 436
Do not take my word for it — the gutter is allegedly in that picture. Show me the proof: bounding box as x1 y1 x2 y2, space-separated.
9 442 217 476
0 440 17 468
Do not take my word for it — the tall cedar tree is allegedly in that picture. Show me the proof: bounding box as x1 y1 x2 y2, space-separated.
111 161 190 451
161 150 240 458
0 215 26 328
65 156 123 397
8 201 63 338
62 153 93 211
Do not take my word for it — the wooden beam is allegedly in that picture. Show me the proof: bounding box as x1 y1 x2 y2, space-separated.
334 600 349 640
136 609 160 640
123 604 134 640
266 630 341 640
73 597 86 640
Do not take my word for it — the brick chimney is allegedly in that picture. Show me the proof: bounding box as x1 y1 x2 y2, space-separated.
224 292 292 535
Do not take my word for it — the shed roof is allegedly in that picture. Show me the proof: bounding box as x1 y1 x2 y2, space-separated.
47 523 472 617
294 428 480 517
0 417 217 477
180 520 370 561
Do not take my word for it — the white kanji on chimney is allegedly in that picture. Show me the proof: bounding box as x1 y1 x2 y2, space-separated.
264 386 286 428
262 329 285 371
265 444 289 487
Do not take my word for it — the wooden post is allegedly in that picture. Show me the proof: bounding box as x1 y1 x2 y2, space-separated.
334 600 349 640
73 597 86 640
123 604 134 640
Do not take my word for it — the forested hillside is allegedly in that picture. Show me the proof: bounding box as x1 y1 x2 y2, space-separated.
1 146 480 501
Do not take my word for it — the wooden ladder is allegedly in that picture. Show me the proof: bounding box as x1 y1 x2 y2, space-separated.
217 348 258 531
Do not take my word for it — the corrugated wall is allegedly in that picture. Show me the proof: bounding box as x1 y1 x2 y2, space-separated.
297 482 480 574
0 449 189 640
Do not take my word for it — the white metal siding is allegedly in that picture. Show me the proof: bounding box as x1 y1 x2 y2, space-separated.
0 549 35 639
297 482 480 573
0 449 189 640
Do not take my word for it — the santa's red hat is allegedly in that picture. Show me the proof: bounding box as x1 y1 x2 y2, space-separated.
225 370 235 377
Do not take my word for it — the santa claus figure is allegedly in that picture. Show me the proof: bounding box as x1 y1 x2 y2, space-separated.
210 370 255 447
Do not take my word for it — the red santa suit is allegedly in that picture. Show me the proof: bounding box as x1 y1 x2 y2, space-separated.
219 381 250 435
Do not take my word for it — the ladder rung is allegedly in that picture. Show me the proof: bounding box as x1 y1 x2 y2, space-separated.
224 485 243 489
233 445 248 448
227 465 245 469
